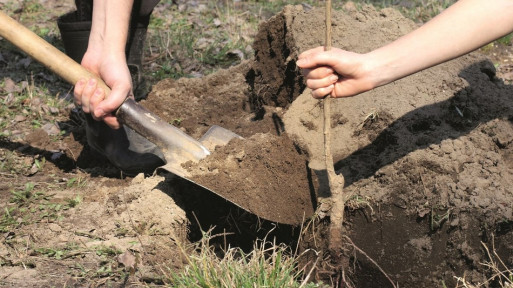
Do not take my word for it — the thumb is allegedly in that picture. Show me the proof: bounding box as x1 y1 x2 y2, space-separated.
93 83 131 123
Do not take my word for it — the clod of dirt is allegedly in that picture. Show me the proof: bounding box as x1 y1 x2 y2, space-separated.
24 128 53 149
183 133 316 225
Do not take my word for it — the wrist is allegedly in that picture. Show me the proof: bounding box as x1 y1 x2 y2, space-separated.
360 51 392 90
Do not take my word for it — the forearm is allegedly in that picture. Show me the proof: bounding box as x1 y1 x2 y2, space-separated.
367 0 513 87
88 0 134 57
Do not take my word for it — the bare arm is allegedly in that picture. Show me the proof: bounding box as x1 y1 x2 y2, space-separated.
74 0 134 129
370 0 513 86
297 0 513 98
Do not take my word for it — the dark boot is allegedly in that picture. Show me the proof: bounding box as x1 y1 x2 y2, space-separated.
58 6 165 175
57 11 90 64
125 0 162 99
84 113 164 175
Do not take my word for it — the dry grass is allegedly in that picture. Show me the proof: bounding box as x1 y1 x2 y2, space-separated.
452 238 513 288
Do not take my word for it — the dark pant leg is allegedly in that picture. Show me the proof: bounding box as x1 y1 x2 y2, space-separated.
73 0 92 21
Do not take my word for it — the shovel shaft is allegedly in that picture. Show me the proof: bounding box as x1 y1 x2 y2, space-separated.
0 10 209 163
0 11 104 90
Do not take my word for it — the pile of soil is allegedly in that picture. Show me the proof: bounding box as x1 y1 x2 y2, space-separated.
142 60 317 225
142 4 513 287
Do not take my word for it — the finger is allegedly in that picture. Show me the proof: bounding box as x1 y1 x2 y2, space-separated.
93 83 131 121
305 74 338 90
304 66 335 81
311 84 334 99
73 79 87 106
298 46 325 60
89 88 105 121
81 78 98 113
297 49 340 69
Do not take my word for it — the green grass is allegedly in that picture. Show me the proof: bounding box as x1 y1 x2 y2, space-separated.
164 230 326 288
145 0 320 81
496 33 513 46
66 176 87 188
147 4 252 80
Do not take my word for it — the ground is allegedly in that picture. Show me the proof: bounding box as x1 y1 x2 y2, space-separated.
1 1 513 288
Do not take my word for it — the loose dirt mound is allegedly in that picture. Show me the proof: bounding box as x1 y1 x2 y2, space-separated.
143 4 513 287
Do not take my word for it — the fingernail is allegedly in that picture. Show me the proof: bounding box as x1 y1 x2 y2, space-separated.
94 88 103 96
296 58 305 66
330 75 338 82
88 78 97 86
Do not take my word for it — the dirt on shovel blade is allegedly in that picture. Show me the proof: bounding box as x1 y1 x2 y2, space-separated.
141 60 319 225
183 133 316 225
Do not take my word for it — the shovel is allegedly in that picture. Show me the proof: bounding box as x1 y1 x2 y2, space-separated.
0 10 315 225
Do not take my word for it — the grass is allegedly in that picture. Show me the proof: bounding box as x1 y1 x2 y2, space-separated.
430 207 451 231
164 230 326 288
145 0 320 81
0 182 83 233
146 4 251 80
66 176 87 188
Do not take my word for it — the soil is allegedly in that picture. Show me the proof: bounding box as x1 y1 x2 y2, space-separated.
144 4 513 286
183 134 316 225
279 5 513 288
2 1 513 287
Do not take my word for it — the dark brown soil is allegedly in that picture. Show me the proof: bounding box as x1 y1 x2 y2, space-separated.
141 61 317 225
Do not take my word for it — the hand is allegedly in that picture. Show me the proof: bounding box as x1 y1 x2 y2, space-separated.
297 46 377 99
74 50 132 129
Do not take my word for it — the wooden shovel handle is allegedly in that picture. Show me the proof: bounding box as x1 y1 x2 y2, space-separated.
0 10 111 94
